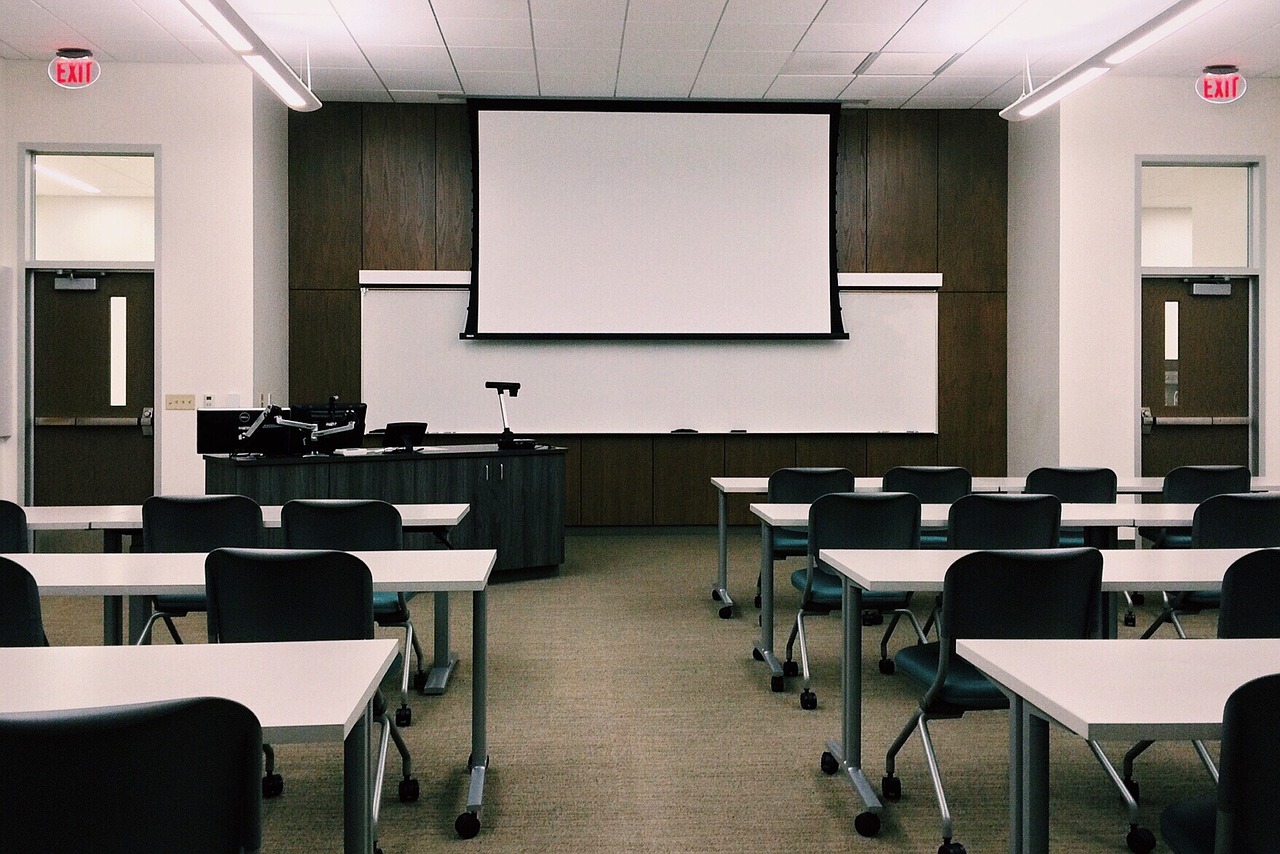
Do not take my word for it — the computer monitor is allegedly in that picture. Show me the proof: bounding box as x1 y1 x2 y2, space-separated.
285 401 367 453
196 408 297 456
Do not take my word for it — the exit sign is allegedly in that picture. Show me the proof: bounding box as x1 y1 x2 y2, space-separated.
1197 68 1246 104
48 50 100 89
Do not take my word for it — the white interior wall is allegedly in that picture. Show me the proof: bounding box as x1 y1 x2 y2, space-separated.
1043 76 1279 476
1007 110 1062 476
0 60 286 496
252 84 288 412
33 195 155 261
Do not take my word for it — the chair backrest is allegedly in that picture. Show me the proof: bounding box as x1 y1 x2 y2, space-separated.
1192 493 1280 549
0 500 29 553
0 557 47 647
940 548 1103 642
382 421 428 449
1163 465 1252 505
205 548 374 644
1024 467 1117 504
143 495 265 553
947 493 1061 549
0 696 262 853
808 492 921 563
882 466 972 504
767 467 855 503
281 499 403 551
1215 672 1280 851
1218 549 1280 639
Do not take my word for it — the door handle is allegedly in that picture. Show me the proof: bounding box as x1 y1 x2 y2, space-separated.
1154 415 1250 426
1140 407 1154 435
35 407 155 435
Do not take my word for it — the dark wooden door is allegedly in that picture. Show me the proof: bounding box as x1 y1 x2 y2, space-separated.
1140 276 1251 477
32 270 155 505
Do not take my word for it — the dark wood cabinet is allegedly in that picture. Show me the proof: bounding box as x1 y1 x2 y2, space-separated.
206 444 565 572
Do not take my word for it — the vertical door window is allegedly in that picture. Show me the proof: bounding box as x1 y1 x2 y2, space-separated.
110 296 127 406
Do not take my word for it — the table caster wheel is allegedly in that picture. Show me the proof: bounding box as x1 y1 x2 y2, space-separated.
878 658 895 675
399 777 419 802
718 605 732 619
1126 826 1156 853
782 660 799 677
413 671 428 691
938 842 966 854
396 705 412 727
712 589 723 602
854 811 881 837
800 690 817 710
1123 612 1137 627
861 609 884 626
770 675 785 692
262 772 283 799
820 751 839 775
752 648 764 662
455 811 481 839
754 595 761 608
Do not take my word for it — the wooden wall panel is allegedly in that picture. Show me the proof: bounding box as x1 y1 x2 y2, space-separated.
435 105 473 271
654 436 724 525
362 104 436 270
867 111 938 273
289 104 362 291
542 435 582 526
795 435 868 473
579 436 654 525
834 110 867 273
866 434 940 477
723 435 795 525
939 111 1007 293
938 292 1006 475
288 290 361 403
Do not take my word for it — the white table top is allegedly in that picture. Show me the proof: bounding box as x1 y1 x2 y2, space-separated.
818 546 1257 593
957 638 1280 742
753 502 1201 529
2 548 497 595
716 475 1280 496
0 639 398 743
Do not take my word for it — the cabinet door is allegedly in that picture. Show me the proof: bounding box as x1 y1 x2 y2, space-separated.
493 453 565 570
414 456 490 552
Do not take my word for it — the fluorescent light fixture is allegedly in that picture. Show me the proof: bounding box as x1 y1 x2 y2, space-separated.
34 163 101 194
1001 0 1228 121
1105 0 1230 65
178 0 321 112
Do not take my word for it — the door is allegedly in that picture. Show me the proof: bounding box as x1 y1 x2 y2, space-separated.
1140 276 1251 477
31 270 155 505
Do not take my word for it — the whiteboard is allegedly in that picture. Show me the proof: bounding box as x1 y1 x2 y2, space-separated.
360 287 937 434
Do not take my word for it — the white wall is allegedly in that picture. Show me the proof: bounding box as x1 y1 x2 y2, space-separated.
1009 76 1280 476
252 83 289 411
0 61 289 497
34 196 155 261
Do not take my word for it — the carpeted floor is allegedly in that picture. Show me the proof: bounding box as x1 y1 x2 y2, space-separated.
37 528 1216 853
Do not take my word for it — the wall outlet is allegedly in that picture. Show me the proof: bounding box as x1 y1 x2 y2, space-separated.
202 394 215 408
165 394 196 410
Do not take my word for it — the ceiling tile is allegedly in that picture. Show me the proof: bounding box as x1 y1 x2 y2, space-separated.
309 65 382 88
841 74 930 98
765 74 855 99
316 88 393 102
624 0 727 23
618 49 705 77
904 95 985 108
864 51 955 75
388 90 463 102
700 50 787 76
690 72 773 98
538 69 618 97
914 75 1008 98
0 38 31 59
451 46 537 74
377 66 462 91
615 67 697 98
530 0 628 20
92 39 203 63
436 17 532 49
429 0 528 20
340 15 444 47
536 48 619 75
719 0 824 26
884 0 1025 53
456 68 540 95
798 23 899 52
622 18 717 51
709 21 807 52
361 45 453 71
782 51 866 75
533 17 625 50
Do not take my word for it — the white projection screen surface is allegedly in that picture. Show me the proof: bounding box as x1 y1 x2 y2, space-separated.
468 101 842 338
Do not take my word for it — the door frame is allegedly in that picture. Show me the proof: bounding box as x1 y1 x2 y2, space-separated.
18 143 160 504
1134 155 1265 474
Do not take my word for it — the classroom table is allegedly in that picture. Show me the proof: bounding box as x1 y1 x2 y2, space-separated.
749 502 1201 692
0 638 399 854
706 474 1270 617
5 547 498 838
24 503 470 693
957 637 1280 854
814 546 1253 840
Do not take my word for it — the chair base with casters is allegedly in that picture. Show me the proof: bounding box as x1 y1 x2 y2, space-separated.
375 592 428 726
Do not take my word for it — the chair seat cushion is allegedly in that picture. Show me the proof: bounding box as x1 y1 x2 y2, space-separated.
1159 794 1215 854
772 527 807 558
373 592 407 620
153 593 206 615
789 569 911 611
1176 589 1221 611
895 643 1009 712
1058 528 1086 548
921 532 949 549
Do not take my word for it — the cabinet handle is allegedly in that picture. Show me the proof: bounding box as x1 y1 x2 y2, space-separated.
500 463 504 480
485 463 490 481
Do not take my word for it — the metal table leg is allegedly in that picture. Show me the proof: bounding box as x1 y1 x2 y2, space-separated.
753 521 784 690
711 490 734 618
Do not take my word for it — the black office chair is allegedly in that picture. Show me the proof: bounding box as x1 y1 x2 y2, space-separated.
782 492 924 708
0 696 263 854
947 493 1061 549
1160 672 1280 854
1125 548 1280 799
1142 492 1280 640
0 557 48 647
382 421 428 449
881 548 1103 854
882 466 972 547
756 467 856 608
137 494 265 644
1025 466 1118 546
0 500 29 553
205 547 419 833
1140 465 1251 549
281 498 426 726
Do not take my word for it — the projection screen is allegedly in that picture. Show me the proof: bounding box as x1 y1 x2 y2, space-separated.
465 100 843 339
